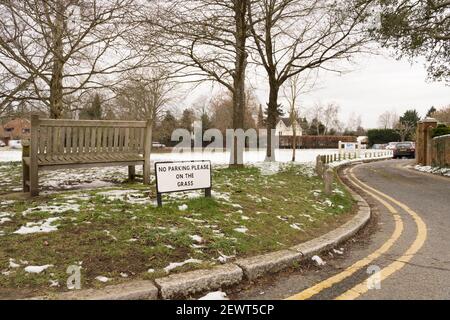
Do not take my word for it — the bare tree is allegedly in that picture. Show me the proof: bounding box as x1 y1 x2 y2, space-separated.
378 110 399 129
307 104 325 136
283 74 303 161
430 105 450 124
114 68 178 124
395 121 415 142
146 0 252 167
322 103 340 135
0 0 147 119
346 112 362 133
209 90 258 136
247 0 373 160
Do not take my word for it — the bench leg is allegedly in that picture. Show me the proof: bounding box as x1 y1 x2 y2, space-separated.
22 160 30 193
128 166 136 181
143 161 150 185
29 165 39 197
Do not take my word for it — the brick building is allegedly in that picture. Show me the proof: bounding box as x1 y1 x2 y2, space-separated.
0 118 31 144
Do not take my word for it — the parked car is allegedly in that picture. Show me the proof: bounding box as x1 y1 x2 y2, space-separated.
0 140 6 147
386 142 399 150
372 144 387 150
8 140 22 149
393 142 415 159
152 142 166 149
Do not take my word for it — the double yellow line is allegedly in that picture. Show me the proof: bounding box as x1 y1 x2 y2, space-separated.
287 166 427 300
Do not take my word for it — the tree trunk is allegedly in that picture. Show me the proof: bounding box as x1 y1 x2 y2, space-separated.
48 2 65 119
49 60 64 119
292 127 297 162
265 81 279 162
229 0 247 168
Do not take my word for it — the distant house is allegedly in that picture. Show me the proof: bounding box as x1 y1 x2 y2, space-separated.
0 118 31 142
275 118 303 137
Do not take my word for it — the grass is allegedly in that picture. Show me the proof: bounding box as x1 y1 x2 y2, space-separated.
0 163 354 298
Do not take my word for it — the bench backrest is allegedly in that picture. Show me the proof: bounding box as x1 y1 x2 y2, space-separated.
30 116 151 161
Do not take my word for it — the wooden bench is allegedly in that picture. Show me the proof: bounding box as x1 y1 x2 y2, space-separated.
22 115 152 196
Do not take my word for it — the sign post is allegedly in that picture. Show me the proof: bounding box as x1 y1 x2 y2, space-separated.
155 160 212 207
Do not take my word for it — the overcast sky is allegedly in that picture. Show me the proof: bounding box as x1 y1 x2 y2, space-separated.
294 52 450 128
186 48 449 130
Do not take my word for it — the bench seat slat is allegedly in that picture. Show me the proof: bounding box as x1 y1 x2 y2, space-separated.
36 153 144 166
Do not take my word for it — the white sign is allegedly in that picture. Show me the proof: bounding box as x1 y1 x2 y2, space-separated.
344 143 357 151
155 161 211 193
339 141 359 152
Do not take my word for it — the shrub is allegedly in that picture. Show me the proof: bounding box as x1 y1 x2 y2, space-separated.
367 129 401 146
432 124 450 138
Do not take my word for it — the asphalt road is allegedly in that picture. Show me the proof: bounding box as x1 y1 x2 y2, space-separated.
232 159 450 300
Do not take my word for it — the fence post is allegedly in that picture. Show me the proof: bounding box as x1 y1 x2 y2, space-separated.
324 168 334 196
316 155 324 178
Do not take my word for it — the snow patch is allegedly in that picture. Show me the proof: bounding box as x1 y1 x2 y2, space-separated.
190 235 203 243
49 280 60 287
413 165 450 177
9 259 20 268
22 204 80 216
234 227 248 234
95 276 110 283
312 255 326 266
13 217 61 235
199 291 229 300
97 189 153 205
163 259 202 273
0 217 12 224
290 223 303 231
25 265 53 274
323 199 333 207
217 251 235 264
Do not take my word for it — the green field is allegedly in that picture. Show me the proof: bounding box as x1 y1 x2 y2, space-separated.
0 163 354 299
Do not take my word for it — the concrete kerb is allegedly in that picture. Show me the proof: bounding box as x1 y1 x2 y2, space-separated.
36 157 387 300
155 264 243 300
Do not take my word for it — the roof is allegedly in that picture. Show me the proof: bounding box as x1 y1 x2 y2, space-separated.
3 118 30 129
279 117 294 127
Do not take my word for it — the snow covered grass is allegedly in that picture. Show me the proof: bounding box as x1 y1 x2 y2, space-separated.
0 163 22 194
0 163 354 298
0 162 136 195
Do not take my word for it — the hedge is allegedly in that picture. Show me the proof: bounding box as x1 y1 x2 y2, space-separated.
432 124 450 138
367 129 401 146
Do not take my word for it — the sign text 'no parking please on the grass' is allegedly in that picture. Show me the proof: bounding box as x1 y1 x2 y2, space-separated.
154 160 212 207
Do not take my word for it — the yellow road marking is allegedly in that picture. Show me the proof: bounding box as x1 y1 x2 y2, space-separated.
286 168 404 300
335 168 428 300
